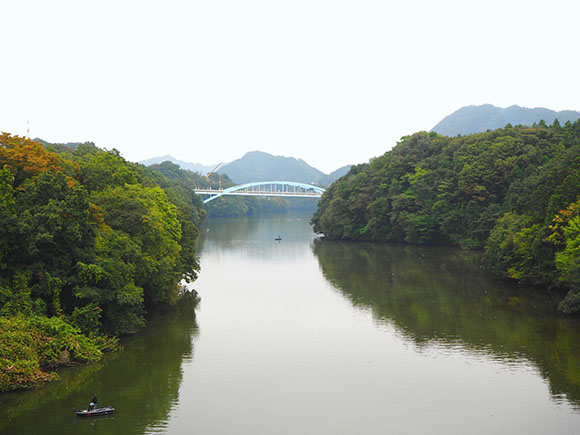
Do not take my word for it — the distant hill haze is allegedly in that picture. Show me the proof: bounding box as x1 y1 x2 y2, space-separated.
140 155 218 175
431 104 580 136
316 165 352 186
141 151 351 187
217 151 322 185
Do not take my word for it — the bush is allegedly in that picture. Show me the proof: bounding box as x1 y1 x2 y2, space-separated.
0 315 105 392
559 291 580 314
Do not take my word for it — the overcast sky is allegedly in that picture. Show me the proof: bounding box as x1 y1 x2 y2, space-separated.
1 0 579 173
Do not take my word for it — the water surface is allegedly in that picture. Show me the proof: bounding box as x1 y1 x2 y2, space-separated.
2 212 580 434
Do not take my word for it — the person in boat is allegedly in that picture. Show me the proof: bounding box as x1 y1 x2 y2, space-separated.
89 394 98 410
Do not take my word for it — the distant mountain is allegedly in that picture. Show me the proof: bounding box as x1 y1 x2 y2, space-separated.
140 155 217 175
431 104 580 136
217 151 325 185
316 165 352 186
142 151 351 187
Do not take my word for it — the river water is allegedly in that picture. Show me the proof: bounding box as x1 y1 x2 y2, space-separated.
2 212 580 434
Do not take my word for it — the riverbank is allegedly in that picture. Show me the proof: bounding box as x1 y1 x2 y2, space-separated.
0 291 200 393
0 291 199 435
0 135 205 393
0 314 117 392
311 122 580 313
2 213 580 434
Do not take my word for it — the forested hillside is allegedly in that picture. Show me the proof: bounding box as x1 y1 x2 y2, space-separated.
0 135 204 391
312 120 580 313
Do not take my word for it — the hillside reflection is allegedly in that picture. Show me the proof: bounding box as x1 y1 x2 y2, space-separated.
312 238 580 408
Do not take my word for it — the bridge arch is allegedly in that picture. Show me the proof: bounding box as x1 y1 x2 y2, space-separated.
197 181 325 203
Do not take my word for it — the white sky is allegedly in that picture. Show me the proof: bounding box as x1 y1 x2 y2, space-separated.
1 0 579 174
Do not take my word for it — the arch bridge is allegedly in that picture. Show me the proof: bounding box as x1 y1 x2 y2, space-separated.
194 181 325 204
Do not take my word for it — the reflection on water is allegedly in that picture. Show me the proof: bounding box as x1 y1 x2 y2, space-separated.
199 214 315 261
312 238 580 408
0 294 199 435
177 213 580 434
2 213 580 435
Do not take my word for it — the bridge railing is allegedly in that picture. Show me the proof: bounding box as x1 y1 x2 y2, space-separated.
194 181 325 203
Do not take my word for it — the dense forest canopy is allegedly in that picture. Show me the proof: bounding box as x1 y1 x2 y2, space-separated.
311 119 580 313
0 134 205 391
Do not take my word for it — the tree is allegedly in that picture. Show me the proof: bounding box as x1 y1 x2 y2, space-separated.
0 171 95 316
549 201 580 313
78 148 138 192
0 134 62 187
92 184 183 305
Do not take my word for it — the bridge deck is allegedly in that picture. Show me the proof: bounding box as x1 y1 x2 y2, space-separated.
193 181 325 204
194 189 321 197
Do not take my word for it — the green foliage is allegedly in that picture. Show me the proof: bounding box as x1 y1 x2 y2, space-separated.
78 146 138 191
0 135 204 390
0 167 16 266
205 196 289 217
312 121 580 312
485 212 529 278
92 184 183 306
0 315 104 392
559 291 580 315
555 215 580 289
73 231 145 335
550 202 580 313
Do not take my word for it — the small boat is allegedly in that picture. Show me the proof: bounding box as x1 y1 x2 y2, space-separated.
274 236 282 241
74 406 115 417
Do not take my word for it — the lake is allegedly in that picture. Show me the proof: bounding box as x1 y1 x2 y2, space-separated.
1 212 580 434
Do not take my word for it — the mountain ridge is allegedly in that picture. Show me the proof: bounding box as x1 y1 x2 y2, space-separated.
140 155 217 175
431 104 580 136
216 151 324 185
142 151 351 186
